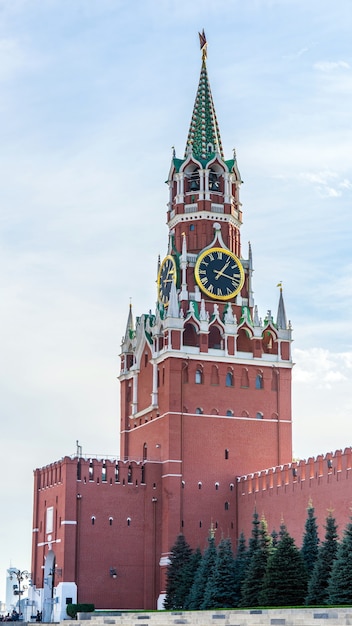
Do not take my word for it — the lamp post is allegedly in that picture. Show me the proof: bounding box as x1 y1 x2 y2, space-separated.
9 569 30 617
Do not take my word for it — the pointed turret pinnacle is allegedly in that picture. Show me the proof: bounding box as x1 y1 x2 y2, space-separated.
276 283 287 330
124 302 134 342
166 280 179 319
184 31 224 161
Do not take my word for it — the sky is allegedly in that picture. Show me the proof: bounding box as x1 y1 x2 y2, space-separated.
1 0 352 603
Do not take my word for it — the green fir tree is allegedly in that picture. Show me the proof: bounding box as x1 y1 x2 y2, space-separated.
164 534 193 610
233 532 248 607
240 515 272 607
271 529 279 548
186 531 217 610
301 500 320 581
260 524 307 607
328 517 352 605
306 511 338 605
202 537 236 609
183 546 202 608
239 510 261 607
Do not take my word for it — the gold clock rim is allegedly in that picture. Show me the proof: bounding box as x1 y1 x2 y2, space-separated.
157 255 177 304
194 246 245 301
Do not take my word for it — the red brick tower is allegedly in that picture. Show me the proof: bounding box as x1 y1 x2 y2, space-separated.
119 32 293 606
29 34 294 616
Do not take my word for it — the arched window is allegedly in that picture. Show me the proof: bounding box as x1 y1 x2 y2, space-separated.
195 407 203 414
209 168 220 191
195 368 203 384
271 369 279 391
241 368 249 388
255 373 263 389
183 323 199 347
189 168 200 191
225 449 229 459
143 443 147 461
256 412 264 419
208 325 222 350
215 482 219 490
211 408 219 415
225 501 229 510
91 516 96 526
226 409 233 417
128 465 132 483
237 328 252 352
226 371 234 387
127 517 131 526
198 482 202 489
109 517 113 526
211 365 219 385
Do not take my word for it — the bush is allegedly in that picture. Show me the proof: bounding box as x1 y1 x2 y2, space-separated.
66 603 95 619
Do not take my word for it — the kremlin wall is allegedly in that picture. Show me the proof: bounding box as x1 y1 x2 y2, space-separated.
237 447 352 542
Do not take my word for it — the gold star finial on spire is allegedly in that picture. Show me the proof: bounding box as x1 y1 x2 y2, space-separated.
199 29 207 62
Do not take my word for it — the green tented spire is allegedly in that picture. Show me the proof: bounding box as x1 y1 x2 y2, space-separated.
184 31 224 161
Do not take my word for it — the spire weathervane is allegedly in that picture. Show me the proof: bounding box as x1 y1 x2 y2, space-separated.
185 31 223 159
199 29 207 62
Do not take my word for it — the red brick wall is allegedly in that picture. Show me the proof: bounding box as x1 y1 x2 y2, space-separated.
237 448 352 546
32 457 162 610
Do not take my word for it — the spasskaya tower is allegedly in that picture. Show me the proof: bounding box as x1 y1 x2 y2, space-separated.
119 31 293 604
29 32 296 617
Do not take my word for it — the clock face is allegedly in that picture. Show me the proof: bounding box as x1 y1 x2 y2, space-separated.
194 247 244 301
157 255 177 306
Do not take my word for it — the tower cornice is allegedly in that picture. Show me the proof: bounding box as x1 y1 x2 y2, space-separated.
167 208 242 234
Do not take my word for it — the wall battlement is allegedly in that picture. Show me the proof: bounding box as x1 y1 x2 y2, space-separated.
34 456 161 490
237 447 352 543
237 447 352 495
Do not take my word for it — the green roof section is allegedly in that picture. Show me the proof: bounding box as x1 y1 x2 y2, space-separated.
185 49 224 161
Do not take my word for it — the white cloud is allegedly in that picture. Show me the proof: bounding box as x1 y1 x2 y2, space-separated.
314 60 350 72
293 347 348 387
293 347 352 460
340 178 352 189
320 186 342 198
283 47 309 61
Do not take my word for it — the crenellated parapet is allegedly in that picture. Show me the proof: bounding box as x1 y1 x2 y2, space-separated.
237 447 352 544
237 447 350 494
34 456 161 490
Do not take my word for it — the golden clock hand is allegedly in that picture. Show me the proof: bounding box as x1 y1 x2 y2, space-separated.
218 272 240 282
214 259 231 280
